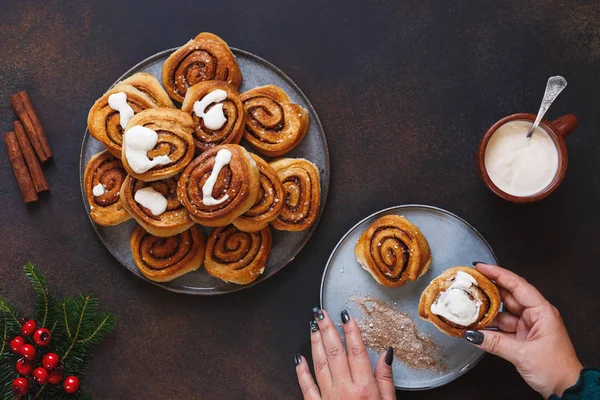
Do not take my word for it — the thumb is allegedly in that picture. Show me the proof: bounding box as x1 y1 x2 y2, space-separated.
374 347 396 400
465 330 520 364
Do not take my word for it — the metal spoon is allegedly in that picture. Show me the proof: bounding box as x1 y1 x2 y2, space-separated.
526 75 567 139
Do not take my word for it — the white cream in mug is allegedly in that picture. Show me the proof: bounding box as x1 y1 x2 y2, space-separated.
484 120 559 197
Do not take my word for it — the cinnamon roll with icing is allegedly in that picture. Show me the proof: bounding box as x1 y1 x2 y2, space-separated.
354 215 432 287
84 150 131 226
418 266 501 337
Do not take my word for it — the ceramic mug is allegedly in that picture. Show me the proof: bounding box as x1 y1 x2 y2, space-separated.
477 113 578 203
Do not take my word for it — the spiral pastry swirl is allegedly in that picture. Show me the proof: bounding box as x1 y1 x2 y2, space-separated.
162 32 242 103
233 154 284 232
354 215 432 288
204 225 272 285
418 267 501 337
270 158 320 231
121 108 195 182
130 225 206 282
240 85 309 157
120 175 194 237
84 150 131 226
177 144 260 227
88 73 174 158
181 80 245 152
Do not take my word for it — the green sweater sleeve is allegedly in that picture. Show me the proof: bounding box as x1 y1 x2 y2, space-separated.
549 369 600 400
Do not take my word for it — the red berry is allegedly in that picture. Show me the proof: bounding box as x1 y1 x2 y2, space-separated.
48 371 63 385
11 377 29 396
33 328 51 346
10 336 25 354
18 317 27 326
20 320 37 336
42 353 60 370
63 376 80 394
16 358 33 376
33 367 49 384
19 344 36 360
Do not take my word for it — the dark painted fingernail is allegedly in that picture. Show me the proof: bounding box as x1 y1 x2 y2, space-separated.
312 306 324 321
385 347 394 366
472 261 485 266
341 310 350 324
310 320 319 332
294 353 302 366
464 330 484 345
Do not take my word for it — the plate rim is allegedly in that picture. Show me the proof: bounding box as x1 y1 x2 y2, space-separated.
79 46 330 295
319 204 499 390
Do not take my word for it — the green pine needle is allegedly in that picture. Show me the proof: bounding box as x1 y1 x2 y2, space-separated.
23 262 58 328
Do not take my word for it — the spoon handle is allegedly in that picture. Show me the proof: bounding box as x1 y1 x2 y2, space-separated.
527 76 568 139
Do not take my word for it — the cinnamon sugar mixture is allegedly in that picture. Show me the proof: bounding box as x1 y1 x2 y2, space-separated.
352 296 446 372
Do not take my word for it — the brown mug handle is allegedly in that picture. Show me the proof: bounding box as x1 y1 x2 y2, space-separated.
551 114 578 137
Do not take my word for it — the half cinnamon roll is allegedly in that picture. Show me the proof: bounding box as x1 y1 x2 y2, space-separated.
204 225 272 285
88 72 174 158
418 266 501 337
84 150 131 226
181 80 245 152
120 175 194 237
240 85 309 157
130 225 206 282
162 32 242 103
354 215 432 287
269 158 320 231
121 108 195 182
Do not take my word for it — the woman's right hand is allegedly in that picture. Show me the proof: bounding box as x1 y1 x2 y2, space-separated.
467 263 583 399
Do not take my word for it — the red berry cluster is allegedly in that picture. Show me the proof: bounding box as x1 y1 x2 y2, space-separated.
8 318 80 397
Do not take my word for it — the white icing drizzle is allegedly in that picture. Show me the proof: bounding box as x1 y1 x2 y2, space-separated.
92 183 106 197
134 187 168 216
108 92 135 129
431 271 481 326
202 149 232 206
123 125 171 174
193 89 227 130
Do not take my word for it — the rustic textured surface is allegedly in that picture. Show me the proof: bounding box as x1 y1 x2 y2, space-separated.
1 1 599 398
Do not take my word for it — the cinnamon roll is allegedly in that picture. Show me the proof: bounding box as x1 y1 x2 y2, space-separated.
162 32 242 103
233 154 284 232
240 85 309 157
269 158 320 231
88 72 174 158
418 267 501 337
130 225 206 283
121 108 195 182
204 225 272 285
181 80 245 152
120 175 194 237
354 215 432 288
84 150 131 226
177 144 260 227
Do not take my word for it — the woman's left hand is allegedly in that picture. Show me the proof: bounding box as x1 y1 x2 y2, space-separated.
295 308 396 400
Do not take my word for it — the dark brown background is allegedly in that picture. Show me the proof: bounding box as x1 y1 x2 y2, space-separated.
1 1 599 398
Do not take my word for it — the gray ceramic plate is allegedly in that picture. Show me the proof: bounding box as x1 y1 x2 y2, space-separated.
80 48 329 295
320 205 498 390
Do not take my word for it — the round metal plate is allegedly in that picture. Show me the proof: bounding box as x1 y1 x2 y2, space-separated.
320 205 498 390
80 47 330 295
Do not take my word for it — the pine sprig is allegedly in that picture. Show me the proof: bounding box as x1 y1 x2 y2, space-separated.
23 263 58 328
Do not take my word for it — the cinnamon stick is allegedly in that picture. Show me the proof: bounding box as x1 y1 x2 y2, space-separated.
17 91 52 159
13 121 49 193
4 132 38 203
10 92 49 162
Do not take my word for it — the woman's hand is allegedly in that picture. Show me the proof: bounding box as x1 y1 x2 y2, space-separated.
295 308 396 400
467 263 583 399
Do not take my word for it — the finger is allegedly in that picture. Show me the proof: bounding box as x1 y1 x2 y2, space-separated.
486 312 519 333
475 263 546 308
499 287 525 315
313 308 352 383
310 320 333 391
295 354 322 400
374 348 396 400
340 310 373 385
464 329 520 364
